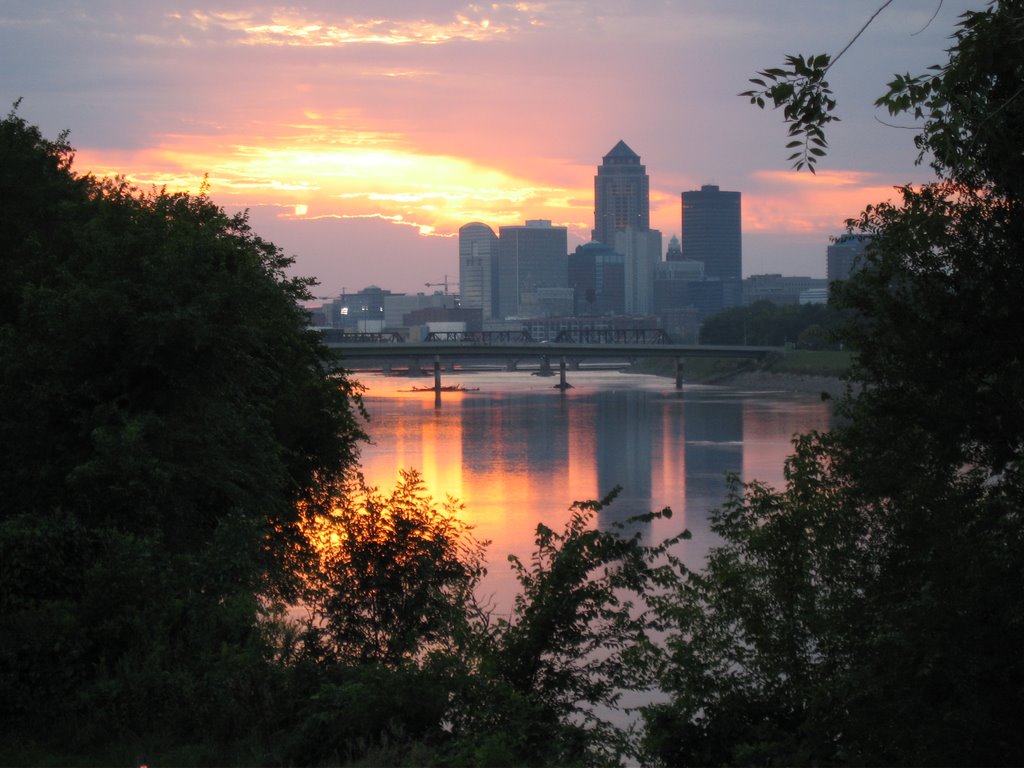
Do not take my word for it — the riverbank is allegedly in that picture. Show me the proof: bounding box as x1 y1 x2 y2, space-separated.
705 369 848 398
628 349 854 398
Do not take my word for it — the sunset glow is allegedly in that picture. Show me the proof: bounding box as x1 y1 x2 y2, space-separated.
4 1 973 291
75 119 587 243
176 7 530 47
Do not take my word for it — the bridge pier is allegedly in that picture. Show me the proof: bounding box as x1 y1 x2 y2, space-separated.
538 356 554 377
434 355 442 393
675 357 684 390
557 356 570 390
506 359 518 371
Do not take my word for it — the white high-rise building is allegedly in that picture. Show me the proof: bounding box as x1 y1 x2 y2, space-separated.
496 220 568 319
614 227 662 315
458 222 499 320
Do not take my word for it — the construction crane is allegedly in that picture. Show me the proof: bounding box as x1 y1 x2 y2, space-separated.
425 275 459 295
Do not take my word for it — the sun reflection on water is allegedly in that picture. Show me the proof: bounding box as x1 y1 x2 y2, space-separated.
351 370 832 613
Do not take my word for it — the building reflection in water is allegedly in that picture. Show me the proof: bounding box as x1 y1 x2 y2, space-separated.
355 372 831 612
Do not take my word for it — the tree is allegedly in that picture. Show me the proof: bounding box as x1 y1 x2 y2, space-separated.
445 492 687 767
648 3 1024 764
645 444 870 765
275 486 688 768
699 300 846 347
0 106 366 757
299 469 487 666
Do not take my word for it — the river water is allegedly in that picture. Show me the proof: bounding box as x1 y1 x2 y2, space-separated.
354 369 832 613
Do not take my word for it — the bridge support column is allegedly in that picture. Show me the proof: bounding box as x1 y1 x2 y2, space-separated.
675 357 684 390
538 356 553 376
434 355 442 393
557 356 569 390
506 359 518 371
570 358 582 371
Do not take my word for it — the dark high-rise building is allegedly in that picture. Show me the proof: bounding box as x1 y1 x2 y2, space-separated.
496 220 568 319
827 233 872 285
592 140 650 247
680 184 742 281
568 241 625 316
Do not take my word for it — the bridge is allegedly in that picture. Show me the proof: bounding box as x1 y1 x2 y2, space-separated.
320 329 776 391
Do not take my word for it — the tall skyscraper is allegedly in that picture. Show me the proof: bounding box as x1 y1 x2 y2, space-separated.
593 140 650 247
496 220 568 319
458 222 498 320
680 184 742 281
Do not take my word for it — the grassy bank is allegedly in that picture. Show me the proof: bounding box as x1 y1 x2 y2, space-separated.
766 349 854 377
630 349 854 383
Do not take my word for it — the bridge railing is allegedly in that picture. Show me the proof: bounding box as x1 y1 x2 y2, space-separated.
319 329 406 343
552 328 671 344
322 327 674 345
424 330 536 343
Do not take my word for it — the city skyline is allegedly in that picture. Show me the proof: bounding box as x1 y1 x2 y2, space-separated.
1 1 976 295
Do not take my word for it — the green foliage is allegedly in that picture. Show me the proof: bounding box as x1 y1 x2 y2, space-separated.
876 1 1024 197
699 299 847 348
746 2 1024 182
835 184 1024 479
768 349 853 377
740 53 837 172
648 4 1024 765
0 106 366 755
648 430 1024 765
300 469 487 666
1 106 697 766
281 662 455 766
450 491 688 766
278 485 690 768
645 437 873 765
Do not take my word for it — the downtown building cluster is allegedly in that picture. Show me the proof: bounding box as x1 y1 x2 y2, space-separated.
457 140 750 340
310 141 864 340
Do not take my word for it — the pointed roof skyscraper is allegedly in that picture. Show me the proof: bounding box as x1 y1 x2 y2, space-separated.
603 139 641 163
592 140 650 246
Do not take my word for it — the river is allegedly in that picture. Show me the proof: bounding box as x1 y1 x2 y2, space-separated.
354 368 833 613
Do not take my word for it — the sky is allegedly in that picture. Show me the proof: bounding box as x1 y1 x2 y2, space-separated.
1 1 976 297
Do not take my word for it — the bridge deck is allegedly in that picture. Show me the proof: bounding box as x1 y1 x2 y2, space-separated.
324 340 777 360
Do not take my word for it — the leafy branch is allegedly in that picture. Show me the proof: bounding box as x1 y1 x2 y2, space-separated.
740 0 899 172
740 53 837 172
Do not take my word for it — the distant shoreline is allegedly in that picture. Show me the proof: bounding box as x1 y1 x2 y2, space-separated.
703 369 849 399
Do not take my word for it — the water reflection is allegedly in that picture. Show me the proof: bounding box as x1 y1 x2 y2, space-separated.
356 371 831 612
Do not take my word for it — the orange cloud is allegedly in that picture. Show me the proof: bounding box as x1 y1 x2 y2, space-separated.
172 5 548 47
73 110 590 243
744 168 903 235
